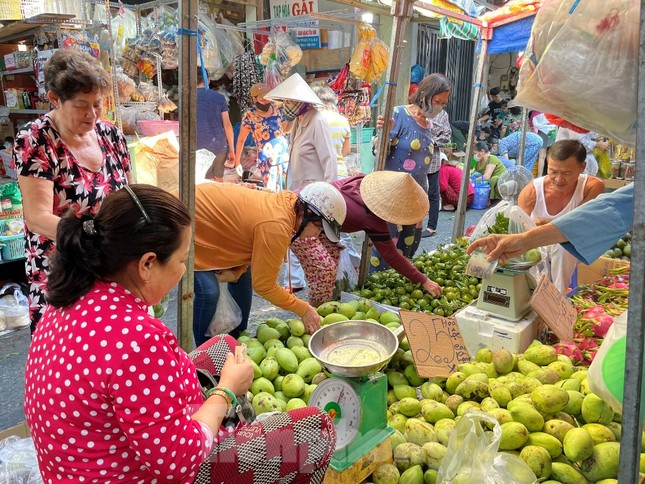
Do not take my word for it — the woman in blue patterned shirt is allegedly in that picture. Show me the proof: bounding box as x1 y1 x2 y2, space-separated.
373 74 451 262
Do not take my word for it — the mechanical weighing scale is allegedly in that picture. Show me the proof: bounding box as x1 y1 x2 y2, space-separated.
476 265 536 321
469 165 541 322
308 321 400 473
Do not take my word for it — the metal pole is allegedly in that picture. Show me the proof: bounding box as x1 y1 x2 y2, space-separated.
358 0 414 286
517 107 528 167
374 0 415 172
617 0 645 480
452 34 488 240
177 0 198 352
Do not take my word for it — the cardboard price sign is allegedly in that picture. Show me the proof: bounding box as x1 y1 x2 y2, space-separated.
529 274 575 341
400 310 471 378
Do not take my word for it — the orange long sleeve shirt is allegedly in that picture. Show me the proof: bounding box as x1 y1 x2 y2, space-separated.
193 183 309 317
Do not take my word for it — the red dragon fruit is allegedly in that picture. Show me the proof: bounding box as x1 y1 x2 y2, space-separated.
576 336 599 351
554 341 584 365
583 306 614 338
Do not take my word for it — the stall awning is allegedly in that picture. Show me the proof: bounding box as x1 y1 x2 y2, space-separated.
477 14 535 54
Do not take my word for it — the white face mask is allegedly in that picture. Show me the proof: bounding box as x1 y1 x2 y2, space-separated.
474 153 482 162
423 103 444 119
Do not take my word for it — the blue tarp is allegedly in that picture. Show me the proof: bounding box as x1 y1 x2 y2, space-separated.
477 15 536 54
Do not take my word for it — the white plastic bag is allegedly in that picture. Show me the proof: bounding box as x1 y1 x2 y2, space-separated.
437 410 537 483
515 0 638 145
0 283 29 330
335 249 358 291
206 282 242 337
195 149 216 183
0 435 43 484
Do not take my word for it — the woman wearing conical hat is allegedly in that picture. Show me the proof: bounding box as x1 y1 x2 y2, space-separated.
289 171 443 306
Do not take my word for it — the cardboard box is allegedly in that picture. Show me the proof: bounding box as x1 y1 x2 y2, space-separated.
578 257 630 285
0 421 30 441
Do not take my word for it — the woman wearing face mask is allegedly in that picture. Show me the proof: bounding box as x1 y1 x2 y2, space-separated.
234 83 290 192
374 73 451 257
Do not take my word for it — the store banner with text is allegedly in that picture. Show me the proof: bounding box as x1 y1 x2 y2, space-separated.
269 0 321 49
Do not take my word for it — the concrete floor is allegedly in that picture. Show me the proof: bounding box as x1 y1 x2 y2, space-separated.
0 207 486 430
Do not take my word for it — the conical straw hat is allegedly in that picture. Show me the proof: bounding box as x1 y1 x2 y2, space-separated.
265 73 323 106
360 171 429 225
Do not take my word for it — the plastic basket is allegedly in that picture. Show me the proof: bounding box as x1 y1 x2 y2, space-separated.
350 127 374 145
0 220 25 260
0 234 24 260
136 120 179 137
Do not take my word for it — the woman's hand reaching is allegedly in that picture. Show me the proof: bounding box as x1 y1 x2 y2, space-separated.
218 350 254 396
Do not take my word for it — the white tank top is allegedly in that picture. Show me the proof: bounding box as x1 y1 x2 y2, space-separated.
531 174 588 222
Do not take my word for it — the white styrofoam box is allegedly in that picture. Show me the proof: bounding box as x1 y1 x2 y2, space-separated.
455 303 539 357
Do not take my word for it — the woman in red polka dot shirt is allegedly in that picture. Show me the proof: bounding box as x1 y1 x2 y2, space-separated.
24 185 336 483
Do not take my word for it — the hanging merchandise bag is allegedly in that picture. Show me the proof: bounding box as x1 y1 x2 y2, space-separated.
515 0 638 146
349 23 376 80
437 411 537 483
206 282 243 337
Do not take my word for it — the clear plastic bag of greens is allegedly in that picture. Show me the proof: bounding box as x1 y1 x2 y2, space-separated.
437 411 537 484
467 204 543 278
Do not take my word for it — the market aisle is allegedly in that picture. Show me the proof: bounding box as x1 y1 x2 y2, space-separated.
0 207 486 431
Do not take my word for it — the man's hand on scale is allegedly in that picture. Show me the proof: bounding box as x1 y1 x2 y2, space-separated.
467 233 528 265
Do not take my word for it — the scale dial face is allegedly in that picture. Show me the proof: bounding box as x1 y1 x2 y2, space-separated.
309 378 360 450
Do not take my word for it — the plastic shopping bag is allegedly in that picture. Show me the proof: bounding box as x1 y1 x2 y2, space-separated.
515 0 638 146
467 203 545 279
437 410 537 483
206 282 242 337
335 249 358 292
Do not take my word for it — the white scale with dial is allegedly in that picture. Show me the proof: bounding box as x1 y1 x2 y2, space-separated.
309 373 393 472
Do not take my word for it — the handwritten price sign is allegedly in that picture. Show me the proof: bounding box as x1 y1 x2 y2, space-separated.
400 310 471 378
529 274 575 341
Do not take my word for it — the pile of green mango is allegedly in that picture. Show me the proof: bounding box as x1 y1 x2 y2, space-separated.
239 298 401 415
371 340 632 484
351 239 480 316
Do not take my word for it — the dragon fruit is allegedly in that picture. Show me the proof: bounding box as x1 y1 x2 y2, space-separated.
582 306 614 338
576 336 599 351
554 340 584 365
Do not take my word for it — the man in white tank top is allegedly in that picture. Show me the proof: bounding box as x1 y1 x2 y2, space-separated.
518 140 605 292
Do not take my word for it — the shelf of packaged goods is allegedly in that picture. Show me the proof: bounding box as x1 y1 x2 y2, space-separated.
7 109 48 115
0 67 34 78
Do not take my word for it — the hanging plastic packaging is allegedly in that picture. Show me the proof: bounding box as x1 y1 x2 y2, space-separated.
349 23 376 80
515 0 638 146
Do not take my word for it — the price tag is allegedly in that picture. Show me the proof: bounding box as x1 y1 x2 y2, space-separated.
400 310 471 378
529 274 575 341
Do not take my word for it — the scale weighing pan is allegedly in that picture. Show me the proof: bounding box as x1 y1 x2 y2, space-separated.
308 321 401 377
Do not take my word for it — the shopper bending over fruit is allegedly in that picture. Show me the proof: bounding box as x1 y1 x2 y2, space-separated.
24 184 336 483
192 181 346 346
290 171 443 306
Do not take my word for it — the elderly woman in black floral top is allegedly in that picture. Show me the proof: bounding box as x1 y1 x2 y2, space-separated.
14 48 133 333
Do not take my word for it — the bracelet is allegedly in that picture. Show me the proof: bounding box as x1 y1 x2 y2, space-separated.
205 388 233 414
216 387 238 409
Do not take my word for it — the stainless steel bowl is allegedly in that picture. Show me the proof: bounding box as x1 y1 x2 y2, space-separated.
308 320 399 378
